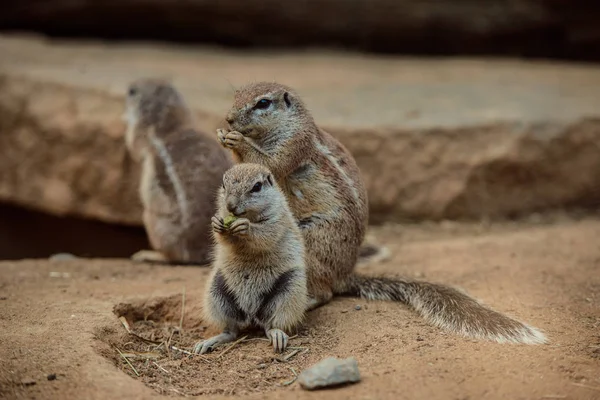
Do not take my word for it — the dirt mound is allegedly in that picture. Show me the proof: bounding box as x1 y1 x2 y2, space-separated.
99 295 328 396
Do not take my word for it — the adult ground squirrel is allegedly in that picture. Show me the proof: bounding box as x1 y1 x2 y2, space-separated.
124 78 232 266
194 163 307 354
216 81 546 344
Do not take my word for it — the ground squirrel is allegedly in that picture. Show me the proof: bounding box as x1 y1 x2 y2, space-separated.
216 81 546 344
194 163 307 354
124 78 232 266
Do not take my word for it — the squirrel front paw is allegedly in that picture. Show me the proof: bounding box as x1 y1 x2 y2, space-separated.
218 129 245 150
217 128 228 146
211 216 227 234
228 218 250 236
266 329 289 353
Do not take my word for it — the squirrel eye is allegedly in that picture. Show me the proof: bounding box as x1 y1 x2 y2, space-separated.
254 99 271 110
128 87 137 96
250 181 262 193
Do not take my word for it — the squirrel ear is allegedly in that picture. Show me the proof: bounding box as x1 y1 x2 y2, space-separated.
266 174 274 186
283 92 291 108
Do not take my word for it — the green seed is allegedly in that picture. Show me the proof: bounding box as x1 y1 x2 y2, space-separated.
223 215 237 228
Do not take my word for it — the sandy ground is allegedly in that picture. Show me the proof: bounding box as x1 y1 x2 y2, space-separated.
1 215 600 400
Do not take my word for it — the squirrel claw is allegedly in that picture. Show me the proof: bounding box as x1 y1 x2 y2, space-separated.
266 329 289 353
216 128 228 145
193 332 237 355
211 216 226 234
223 131 244 149
229 218 250 236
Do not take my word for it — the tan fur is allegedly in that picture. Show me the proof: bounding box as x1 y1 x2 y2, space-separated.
218 81 547 345
194 163 308 354
221 82 368 307
124 78 232 265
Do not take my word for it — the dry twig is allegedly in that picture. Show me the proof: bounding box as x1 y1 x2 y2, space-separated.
571 382 600 392
115 347 139 376
153 361 170 374
117 315 200 358
218 335 249 358
282 349 301 362
280 367 298 386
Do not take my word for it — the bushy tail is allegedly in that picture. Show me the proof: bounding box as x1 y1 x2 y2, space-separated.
341 274 547 345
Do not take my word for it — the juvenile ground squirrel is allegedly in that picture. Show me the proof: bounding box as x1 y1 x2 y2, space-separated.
216 81 546 344
194 163 307 354
124 78 232 265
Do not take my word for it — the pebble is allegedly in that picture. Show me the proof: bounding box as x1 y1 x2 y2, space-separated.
47 373 57 381
20 378 36 386
354 305 362 311
49 271 71 278
298 357 361 390
49 253 78 262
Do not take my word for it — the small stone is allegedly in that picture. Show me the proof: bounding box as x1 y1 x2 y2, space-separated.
47 373 57 381
49 271 71 278
354 305 362 311
256 363 267 370
298 357 360 390
21 378 36 386
49 253 78 262
416 336 424 342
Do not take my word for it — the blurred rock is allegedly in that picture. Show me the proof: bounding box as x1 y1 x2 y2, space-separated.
1 35 600 226
0 1 599 61
49 253 78 262
298 357 361 390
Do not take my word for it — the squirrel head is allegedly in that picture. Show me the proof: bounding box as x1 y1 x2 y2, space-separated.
123 78 190 160
225 82 310 140
219 163 283 223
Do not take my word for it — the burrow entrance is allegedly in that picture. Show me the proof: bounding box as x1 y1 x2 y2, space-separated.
0 201 149 259
95 295 326 397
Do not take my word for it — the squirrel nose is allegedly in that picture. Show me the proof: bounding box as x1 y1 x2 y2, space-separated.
226 200 241 216
225 112 235 125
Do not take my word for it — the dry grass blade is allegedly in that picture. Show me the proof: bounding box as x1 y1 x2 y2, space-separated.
153 361 170 374
115 347 139 376
179 287 186 330
118 316 132 333
173 345 213 362
218 335 249 358
121 351 161 360
116 316 201 359
280 367 298 386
